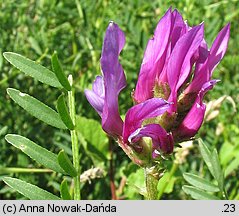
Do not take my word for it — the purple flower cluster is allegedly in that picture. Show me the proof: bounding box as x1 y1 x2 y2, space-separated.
85 8 230 165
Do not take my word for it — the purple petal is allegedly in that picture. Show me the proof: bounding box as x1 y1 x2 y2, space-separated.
85 22 126 136
85 90 104 116
208 23 230 75
92 76 105 98
184 24 230 94
134 8 173 103
169 24 204 91
100 22 127 136
199 79 220 100
157 9 188 83
100 22 127 94
167 24 204 113
194 40 209 72
173 80 218 140
85 76 105 116
171 9 187 49
128 124 174 154
173 102 206 141
123 98 171 142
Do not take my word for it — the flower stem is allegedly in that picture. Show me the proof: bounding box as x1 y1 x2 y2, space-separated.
157 162 178 199
145 167 159 200
109 137 117 200
68 75 81 200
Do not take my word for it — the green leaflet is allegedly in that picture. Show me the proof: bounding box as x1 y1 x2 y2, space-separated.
198 139 214 176
3 177 60 200
5 134 65 174
182 185 220 200
3 52 62 88
58 150 77 177
183 173 219 192
211 149 224 192
7 88 67 129
57 95 74 130
51 51 71 91
198 139 224 192
76 116 109 163
60 179 72 200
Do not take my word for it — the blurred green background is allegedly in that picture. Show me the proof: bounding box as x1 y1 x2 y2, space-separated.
0 0 238 199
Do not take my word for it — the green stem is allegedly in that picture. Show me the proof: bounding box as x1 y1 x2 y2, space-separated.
68 75 81 200
145 167 159 200
157 162 178 199
0 167 52 174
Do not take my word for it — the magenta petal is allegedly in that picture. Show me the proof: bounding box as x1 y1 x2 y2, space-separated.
183 64 210 95
85 22 127 136
174 102 206 140
207 23 230 75
92 76 105 98
85 76 105 116
174 80 218 140
134 8 173 103
194 40 209 73
198 79 220 101
168 24 204 92
184 24 230 94
157 9 188 82
100 22 127 136
100 22 127 94
128 124 174 154
167 24 204 112
171 9 187 49
123 98 171 142
85 90 104 116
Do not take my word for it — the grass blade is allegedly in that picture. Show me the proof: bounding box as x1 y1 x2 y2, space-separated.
7 88 67 129
5 134 65 174
3 177 60 200
3 52 62 88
